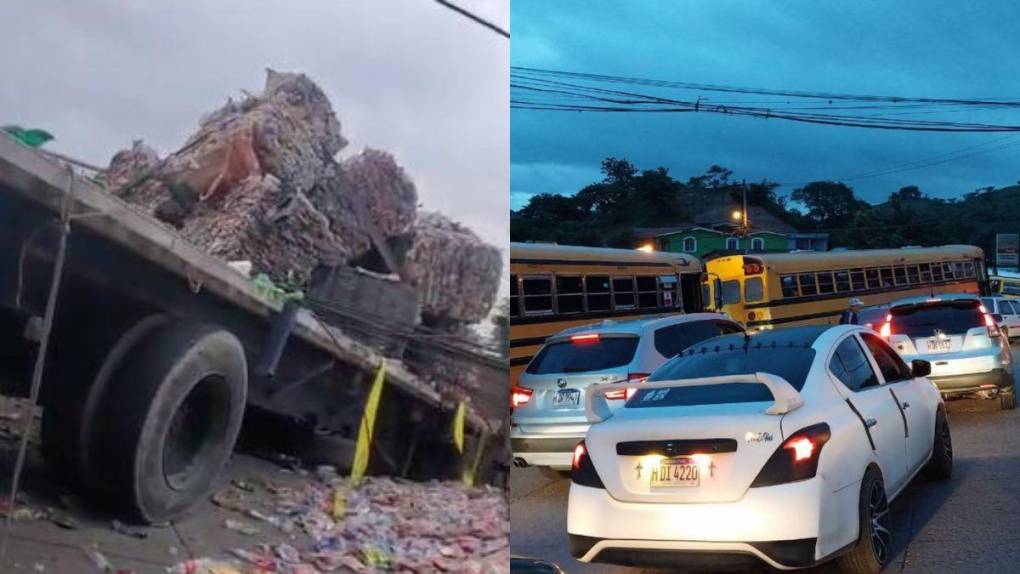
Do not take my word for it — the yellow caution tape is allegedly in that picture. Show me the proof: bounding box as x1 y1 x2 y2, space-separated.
453 401 466 454
351 358 386 485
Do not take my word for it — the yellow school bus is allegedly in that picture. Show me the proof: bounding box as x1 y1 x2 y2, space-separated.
990 275 1020 298
706 245 987 329
509 242 705 387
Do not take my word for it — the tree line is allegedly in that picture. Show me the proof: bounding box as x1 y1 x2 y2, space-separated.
511 157 1020 259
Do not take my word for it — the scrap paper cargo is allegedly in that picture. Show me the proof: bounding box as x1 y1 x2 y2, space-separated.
0 70 507 527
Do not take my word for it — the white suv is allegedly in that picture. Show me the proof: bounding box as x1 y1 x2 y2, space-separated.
511 314 743 477
981 296 1020 340
882 294 1015 409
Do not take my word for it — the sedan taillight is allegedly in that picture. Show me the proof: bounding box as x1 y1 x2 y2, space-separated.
984 313 1001 338
571 440 605 488
750 423 831 488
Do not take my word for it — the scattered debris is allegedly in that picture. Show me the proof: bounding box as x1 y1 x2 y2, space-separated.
223 519 260 536
111 519 148 540
82 548 113 572
166 558 242 574
47 511 77 530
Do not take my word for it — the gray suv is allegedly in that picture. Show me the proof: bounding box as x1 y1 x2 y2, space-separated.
883 294 1015 409
510 313 743 477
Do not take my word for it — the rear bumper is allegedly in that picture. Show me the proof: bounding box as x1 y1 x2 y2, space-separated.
510 428 585 470
567 477 847 569
929 368 1014 395
568 535 819 571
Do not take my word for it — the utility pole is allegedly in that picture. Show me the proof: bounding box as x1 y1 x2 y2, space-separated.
741 180 749 253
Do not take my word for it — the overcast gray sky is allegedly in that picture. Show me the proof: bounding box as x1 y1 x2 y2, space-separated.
511 1 1020 210
1 0 508 269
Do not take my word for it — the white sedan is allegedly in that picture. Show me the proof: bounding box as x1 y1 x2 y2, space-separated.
567 325 952 573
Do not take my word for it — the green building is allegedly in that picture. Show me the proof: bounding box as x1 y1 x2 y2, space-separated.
633 205 828 259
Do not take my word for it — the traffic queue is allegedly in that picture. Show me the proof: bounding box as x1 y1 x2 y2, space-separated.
509 243 1012 573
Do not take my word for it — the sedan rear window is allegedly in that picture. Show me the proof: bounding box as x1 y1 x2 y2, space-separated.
632 344 816 407
890 301 983 338
526 336 639 374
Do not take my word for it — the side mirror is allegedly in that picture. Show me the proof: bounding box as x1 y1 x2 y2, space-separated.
713 277 723 310
911 359 931 378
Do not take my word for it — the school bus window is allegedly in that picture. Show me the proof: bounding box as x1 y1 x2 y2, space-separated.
880 267 894 287
818 271 835 294
906 265 920 284
658 275 679 307
613 276 636 309
964 261 975 277
556 276 584 314
745 277 764 303
780 274 799 298
636 276 659 308
835 270 851 292
893 266 907 285
721 280 741 305
865 268 880 288
799 273 818 295
931 263 943 282
919 263 932 283
586 275 611 311
953 262 966 278
942 262 954 279
509 274 520 318
522 276 553 314
850 268 865 290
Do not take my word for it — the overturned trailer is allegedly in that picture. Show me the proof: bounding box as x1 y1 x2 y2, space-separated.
0 135 506 524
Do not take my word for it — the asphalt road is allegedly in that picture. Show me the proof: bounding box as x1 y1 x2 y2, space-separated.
511 345 1020 573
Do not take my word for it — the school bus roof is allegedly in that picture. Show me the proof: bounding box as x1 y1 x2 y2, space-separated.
709 245 983 273
510 242 702 270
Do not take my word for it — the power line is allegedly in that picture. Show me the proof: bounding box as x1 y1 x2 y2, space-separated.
513 66 1020 107
434 0 509 38
782 134 1020 187
511 68 1020 132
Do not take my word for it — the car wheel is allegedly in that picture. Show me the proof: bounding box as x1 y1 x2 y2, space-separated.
1000 391 1016 410
837 468 890 574
923 407 953 480
538 467 571 480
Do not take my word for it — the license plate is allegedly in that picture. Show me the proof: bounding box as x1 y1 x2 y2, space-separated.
552 389 580 407
650 457 700 488
926 339 952 352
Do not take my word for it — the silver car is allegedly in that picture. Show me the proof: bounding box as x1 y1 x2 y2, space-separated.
883 293 1015 409
510 313 743 477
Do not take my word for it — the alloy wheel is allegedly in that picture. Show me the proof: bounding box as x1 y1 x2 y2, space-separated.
869 480 891 565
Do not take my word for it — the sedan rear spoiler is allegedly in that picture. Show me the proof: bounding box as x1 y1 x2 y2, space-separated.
585 372 804 423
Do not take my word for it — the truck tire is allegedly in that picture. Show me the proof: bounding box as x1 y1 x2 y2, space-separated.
42 314 171 493
92 320 247 523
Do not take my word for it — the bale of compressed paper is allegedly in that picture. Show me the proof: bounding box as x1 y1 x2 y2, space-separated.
403 212 502 324
340 148 417 238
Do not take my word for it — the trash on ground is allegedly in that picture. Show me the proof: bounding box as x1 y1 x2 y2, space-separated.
223 519 260 536
111 519 148 539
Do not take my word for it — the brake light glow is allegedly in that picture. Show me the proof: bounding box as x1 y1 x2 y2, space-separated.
879 322 891 338
572 442 587 472
785 437 815 462
511 386 533 409
570 333 600 344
